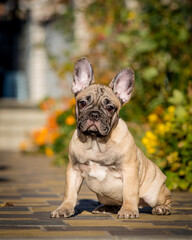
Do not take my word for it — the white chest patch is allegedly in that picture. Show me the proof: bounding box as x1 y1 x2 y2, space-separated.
88 161 107 182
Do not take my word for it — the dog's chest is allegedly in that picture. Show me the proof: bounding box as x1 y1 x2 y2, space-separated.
87 161 108 182
72 133 122 182
78 160 121 182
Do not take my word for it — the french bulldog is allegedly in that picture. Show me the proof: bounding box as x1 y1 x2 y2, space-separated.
50 57 172 219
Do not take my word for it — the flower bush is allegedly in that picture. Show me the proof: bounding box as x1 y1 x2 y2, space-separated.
20 97 76 166
142 89 192 191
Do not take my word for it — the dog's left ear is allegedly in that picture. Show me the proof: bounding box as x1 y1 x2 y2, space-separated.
109 68 135 105
72 57 94 96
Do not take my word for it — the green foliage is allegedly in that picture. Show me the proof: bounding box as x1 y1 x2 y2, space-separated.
52 103 76 166
85 0 192 117
142 88 192 191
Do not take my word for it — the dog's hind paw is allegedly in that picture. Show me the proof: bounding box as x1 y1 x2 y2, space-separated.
152 205 171 215
92 205 120 215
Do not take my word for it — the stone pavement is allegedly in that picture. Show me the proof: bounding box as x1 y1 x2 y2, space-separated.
0 151 191 239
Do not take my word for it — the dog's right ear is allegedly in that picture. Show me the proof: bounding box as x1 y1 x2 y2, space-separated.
72 57 94 96
109 68 135 105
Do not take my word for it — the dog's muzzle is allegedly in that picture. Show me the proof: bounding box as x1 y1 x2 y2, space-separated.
89 111 100 122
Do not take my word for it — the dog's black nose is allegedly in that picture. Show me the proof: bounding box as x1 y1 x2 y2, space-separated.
89 111 100 122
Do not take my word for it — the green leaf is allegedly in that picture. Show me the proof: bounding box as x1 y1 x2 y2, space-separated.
142 67 158 81
175 106 188 120
168 89 185 105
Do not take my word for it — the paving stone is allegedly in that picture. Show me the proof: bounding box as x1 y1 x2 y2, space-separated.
0 196 21 199
21 193 58 198
0 226 40 230
0 214 35 218
0 151 192 239
0 219 66 226
0 206 29 212
0 229 109 238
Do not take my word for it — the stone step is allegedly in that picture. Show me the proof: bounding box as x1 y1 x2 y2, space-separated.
0 106 46 151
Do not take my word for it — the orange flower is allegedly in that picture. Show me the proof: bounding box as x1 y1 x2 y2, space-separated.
65 115 76 126
69 98 76 107
40 98 55 111
47 114 58 130
33 128 48 146
48 131 59 144
19 141 28 151
45 147 54 157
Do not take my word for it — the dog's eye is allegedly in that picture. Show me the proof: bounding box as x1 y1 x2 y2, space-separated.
107 105 115 112
79 100 87 108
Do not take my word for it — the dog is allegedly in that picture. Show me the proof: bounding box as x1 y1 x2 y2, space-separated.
50 57 172 219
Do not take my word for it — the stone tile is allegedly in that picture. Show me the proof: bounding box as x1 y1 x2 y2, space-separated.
32 211 54 220
21 193 58 198
152 220 192 227
0 206 29 212
21 197 58 202
0 219 67 226
30 206 56 212
0 196 21 199
0 214 35 218
0 229 109 238
47 200 61 205
65 219 154 227
0 211 32 215
130 228 192 236
44 226 66 231
0 226 40 230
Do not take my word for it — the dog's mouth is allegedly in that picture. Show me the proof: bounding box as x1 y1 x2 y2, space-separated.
78 120 109 137
87 124 98 132
84 123 102 136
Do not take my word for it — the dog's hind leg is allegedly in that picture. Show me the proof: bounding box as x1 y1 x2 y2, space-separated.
92 205 120 214
152 184 172 215
92 195 121 215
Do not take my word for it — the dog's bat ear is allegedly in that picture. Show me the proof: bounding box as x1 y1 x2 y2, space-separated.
72 57 94 95
109 68 135 105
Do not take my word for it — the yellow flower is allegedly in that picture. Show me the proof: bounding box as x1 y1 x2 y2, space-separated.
142 137 149 146
171 162 181 172
164 105 175 121
147 147 156 154
155 123 167 135
167 151 180 164
127 11 136 20
167 105 175 113
142 131 159 151
146 131 157 141
165 122 172 132
164 113 174 122
45 147 54 157
148 113 158 123
65 115 76 126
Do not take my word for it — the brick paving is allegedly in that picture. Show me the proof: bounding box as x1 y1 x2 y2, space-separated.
0 151 192 239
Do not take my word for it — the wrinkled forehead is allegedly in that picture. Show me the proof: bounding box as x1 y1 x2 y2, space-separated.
76 84 121 107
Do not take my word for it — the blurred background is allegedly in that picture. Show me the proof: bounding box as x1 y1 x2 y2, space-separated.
0 0 191 191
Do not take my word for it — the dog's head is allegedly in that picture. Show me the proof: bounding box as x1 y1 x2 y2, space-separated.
72 57 135 137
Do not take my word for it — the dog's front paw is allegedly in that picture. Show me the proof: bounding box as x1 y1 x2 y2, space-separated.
117 208 139 219
50 207 74 218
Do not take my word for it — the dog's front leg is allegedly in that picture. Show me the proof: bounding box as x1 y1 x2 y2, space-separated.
50 160 83 218
118 159 139 219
